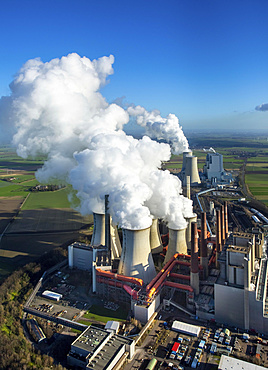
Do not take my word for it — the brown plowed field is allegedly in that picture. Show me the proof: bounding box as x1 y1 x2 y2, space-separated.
0 197 24 233
6 208 92 233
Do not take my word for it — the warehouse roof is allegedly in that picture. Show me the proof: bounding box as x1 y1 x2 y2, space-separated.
219 355 266 370
171 320 201 337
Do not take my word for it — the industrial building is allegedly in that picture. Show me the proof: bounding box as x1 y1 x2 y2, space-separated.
203 151 233 185
214 230 268 334
67 325 135 369
218 354 267 370
66 186 268 334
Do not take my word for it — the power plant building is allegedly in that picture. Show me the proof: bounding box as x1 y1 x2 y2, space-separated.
203 151 233 184
67 325 135 369
214 231 268 334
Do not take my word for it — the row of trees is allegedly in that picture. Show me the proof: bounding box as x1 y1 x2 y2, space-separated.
0 248 68 369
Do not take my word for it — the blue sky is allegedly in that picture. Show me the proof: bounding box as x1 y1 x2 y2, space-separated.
1 0 268 131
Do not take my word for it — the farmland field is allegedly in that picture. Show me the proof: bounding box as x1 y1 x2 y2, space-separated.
0 146 93 279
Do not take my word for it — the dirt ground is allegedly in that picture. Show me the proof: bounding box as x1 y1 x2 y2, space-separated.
7 209 92 233
0 196 24 233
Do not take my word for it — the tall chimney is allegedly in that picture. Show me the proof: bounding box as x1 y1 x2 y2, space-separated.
190 222 199 295
200 212 208 278
186 175 191 199
164 226 187 264
105 195 111 263
224 201 228 237
150 219 163 254
216 209 222 268
118 227 156 284
221 204 225 245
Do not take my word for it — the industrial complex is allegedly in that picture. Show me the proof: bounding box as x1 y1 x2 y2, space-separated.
24 148 268 370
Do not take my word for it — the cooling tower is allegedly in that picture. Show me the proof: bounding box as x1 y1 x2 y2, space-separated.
91 212 121 258
118 227 156 284
182 150 193 170
91 213 106 246
164 226 187 264
184 155 201 186
110 221 122 258
150 219 163 254
185 213 197 251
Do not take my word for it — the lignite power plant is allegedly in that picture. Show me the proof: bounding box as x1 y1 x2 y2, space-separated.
68 186 230 324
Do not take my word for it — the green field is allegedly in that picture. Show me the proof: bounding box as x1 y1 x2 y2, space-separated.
22 188 72 209
82 304 128 323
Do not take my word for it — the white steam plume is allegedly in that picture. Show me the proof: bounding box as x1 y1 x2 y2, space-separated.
127 105 189 154
0 53 192 230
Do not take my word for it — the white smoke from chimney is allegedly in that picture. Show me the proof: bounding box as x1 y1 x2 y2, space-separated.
127 105 189 154
0 52 193 230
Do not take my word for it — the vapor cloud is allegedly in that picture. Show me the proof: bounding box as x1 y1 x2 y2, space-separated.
0 53 192 230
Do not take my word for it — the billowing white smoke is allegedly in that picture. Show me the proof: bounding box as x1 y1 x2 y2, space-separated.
0 53 192 230
127 105 189 154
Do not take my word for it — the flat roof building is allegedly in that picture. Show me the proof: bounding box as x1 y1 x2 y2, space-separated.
171 320 201 337
67 325 135 370
219 354 266 370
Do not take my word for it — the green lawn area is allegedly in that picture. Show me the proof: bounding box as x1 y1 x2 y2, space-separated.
82 304 128 324
22 188 71 209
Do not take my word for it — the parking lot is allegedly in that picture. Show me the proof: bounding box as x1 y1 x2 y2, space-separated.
135 314 268 370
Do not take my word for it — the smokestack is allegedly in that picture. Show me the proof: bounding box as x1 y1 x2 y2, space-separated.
221 204 225 245
190 222 199 295
200 212 208 278
91 213 106 246
186 175 191 199
224 201 228 237
164 226 187 264
118 227 156 284
105 195 111 263
150 219 163 254
216 209 221 268
185 214 197 251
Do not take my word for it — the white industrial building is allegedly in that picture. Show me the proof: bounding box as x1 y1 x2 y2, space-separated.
214 232 268 334
218 354 266 370
203 151 233 184
67 325 135 370
171 320 201 337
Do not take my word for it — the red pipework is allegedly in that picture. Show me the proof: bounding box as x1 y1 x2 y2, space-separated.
170 272 190 281
208 249 216 266
146 253 179 292
175 260 203 269
96 268 143 287
97 277 123 288
123 285 139 300
164 280 194 292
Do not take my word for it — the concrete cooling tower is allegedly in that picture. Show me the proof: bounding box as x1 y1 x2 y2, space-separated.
91 212 121 259
182 150 193 171
91 213 106 246
184 155 201 186
150 219 163 254
118 227 156 284
185 214 197 251
164 226 187 264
